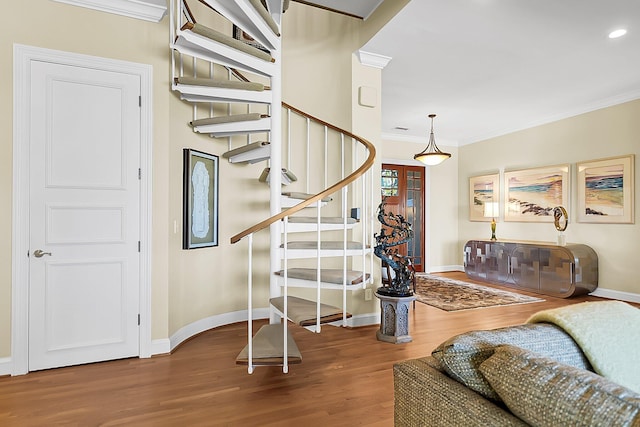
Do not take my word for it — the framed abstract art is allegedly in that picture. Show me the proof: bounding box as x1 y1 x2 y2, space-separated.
183 149 219 249
577 155 634 224
469 173 500 221
504 164 570 222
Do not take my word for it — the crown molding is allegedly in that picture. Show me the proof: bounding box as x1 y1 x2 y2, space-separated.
356 50 392 69
52 0 167 22
381 132 459 147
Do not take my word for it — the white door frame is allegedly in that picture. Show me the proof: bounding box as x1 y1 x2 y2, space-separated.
12 44 153 375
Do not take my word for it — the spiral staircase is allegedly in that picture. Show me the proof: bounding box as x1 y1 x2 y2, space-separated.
170 0 376 374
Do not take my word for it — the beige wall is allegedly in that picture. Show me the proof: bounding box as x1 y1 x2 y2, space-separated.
1 1 398 359
4 1 635 363
1 0 173 357
350 55 382 314
459 99 640 295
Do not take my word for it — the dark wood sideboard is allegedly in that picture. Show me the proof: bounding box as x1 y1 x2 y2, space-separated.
463 239 598 298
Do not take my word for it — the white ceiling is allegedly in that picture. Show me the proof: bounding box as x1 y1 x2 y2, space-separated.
295 0 384 19
361 0 640 146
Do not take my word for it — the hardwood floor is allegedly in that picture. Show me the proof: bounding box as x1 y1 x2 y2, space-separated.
0 272 609 426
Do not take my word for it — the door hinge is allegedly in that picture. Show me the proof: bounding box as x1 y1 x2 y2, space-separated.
138 95 141 107
138 241 141 252
138 314 141 325
138 168 141 180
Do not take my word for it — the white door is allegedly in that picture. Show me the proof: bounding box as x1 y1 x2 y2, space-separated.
28 60 141 371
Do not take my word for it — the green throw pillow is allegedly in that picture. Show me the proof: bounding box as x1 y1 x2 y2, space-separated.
479 345 640 426
431 323 591 400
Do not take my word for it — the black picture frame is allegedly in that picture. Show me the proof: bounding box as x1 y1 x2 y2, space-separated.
232 24 270 53
183 149 219 249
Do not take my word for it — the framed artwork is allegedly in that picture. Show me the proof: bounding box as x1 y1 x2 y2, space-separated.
469 173 500 221
183 149 219 249
233 25 269 53
577 154 634 224
504 164 570 222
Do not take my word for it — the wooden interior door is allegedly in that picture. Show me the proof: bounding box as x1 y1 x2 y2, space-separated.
381 164 425 272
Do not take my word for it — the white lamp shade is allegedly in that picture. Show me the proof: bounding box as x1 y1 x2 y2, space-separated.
483 202 499 218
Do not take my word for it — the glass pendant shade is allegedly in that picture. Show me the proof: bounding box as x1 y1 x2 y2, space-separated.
414 114 451 166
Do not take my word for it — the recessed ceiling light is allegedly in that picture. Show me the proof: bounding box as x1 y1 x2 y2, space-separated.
609 29 627 39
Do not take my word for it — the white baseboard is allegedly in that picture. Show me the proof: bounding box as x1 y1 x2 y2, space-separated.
0 357 11 376
165 309 380 355
327 312 379 328
168 308 270 353
429 265 464 273
150 339 171 356
428 267 640 304
590 287 640 304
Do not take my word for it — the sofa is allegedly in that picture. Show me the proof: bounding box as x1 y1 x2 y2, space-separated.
394 319 640 426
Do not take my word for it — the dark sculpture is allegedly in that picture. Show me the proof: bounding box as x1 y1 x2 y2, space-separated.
374 199 414 297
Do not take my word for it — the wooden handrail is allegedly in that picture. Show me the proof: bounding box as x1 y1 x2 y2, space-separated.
230 102 376 243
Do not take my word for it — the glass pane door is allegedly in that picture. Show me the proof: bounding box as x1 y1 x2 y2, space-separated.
380 164 425 272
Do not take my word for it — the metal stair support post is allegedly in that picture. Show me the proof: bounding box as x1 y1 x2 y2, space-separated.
269 48 282 325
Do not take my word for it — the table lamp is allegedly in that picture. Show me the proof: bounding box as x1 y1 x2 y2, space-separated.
483 202 499 241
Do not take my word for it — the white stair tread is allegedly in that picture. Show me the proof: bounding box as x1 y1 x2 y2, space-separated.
185 22 273 61
222 141 270 164
270 296 351 327
283 217 357 233
175 76 265 91
259 167 297 185
174 28 275 77
288 216 356 224
246 0 280 36
280 242 372 259
275 275 371 290
173 77 271 104
235 324 301 366
281 196 328 209
191 115 271 136
200 0 280 51
283 241 367 250
282 192 332 202
276 268 370 285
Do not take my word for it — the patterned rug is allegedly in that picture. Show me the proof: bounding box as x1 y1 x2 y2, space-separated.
414 274 544 311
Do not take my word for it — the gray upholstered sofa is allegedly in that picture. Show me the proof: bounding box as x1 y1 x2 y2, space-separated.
393 323 640 426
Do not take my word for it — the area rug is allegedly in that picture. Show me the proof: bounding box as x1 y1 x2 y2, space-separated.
414 274 544 311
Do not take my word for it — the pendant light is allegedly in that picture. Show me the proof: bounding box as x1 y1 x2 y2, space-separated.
414 114 451 166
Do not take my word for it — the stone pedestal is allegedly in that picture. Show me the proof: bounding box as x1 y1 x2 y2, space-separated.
375 292 415 344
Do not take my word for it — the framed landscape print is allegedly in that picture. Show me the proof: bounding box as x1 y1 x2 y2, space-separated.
469 173 500 221
183 149 219 249
577 154 634 224
504 164 570 222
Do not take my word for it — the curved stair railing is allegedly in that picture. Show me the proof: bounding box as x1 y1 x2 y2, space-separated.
231 103 375 242
233 103 375 374
170 0 377 375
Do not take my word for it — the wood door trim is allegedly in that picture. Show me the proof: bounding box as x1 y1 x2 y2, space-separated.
381 163 426 272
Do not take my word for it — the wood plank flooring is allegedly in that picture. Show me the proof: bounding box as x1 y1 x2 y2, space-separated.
0 272 610 426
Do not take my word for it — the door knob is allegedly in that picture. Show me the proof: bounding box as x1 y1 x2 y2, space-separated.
33 249 52 258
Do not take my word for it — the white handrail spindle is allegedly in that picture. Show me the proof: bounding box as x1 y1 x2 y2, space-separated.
283 217 288 373
247 233 253 374
315 200 321 333
323 126 328 190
